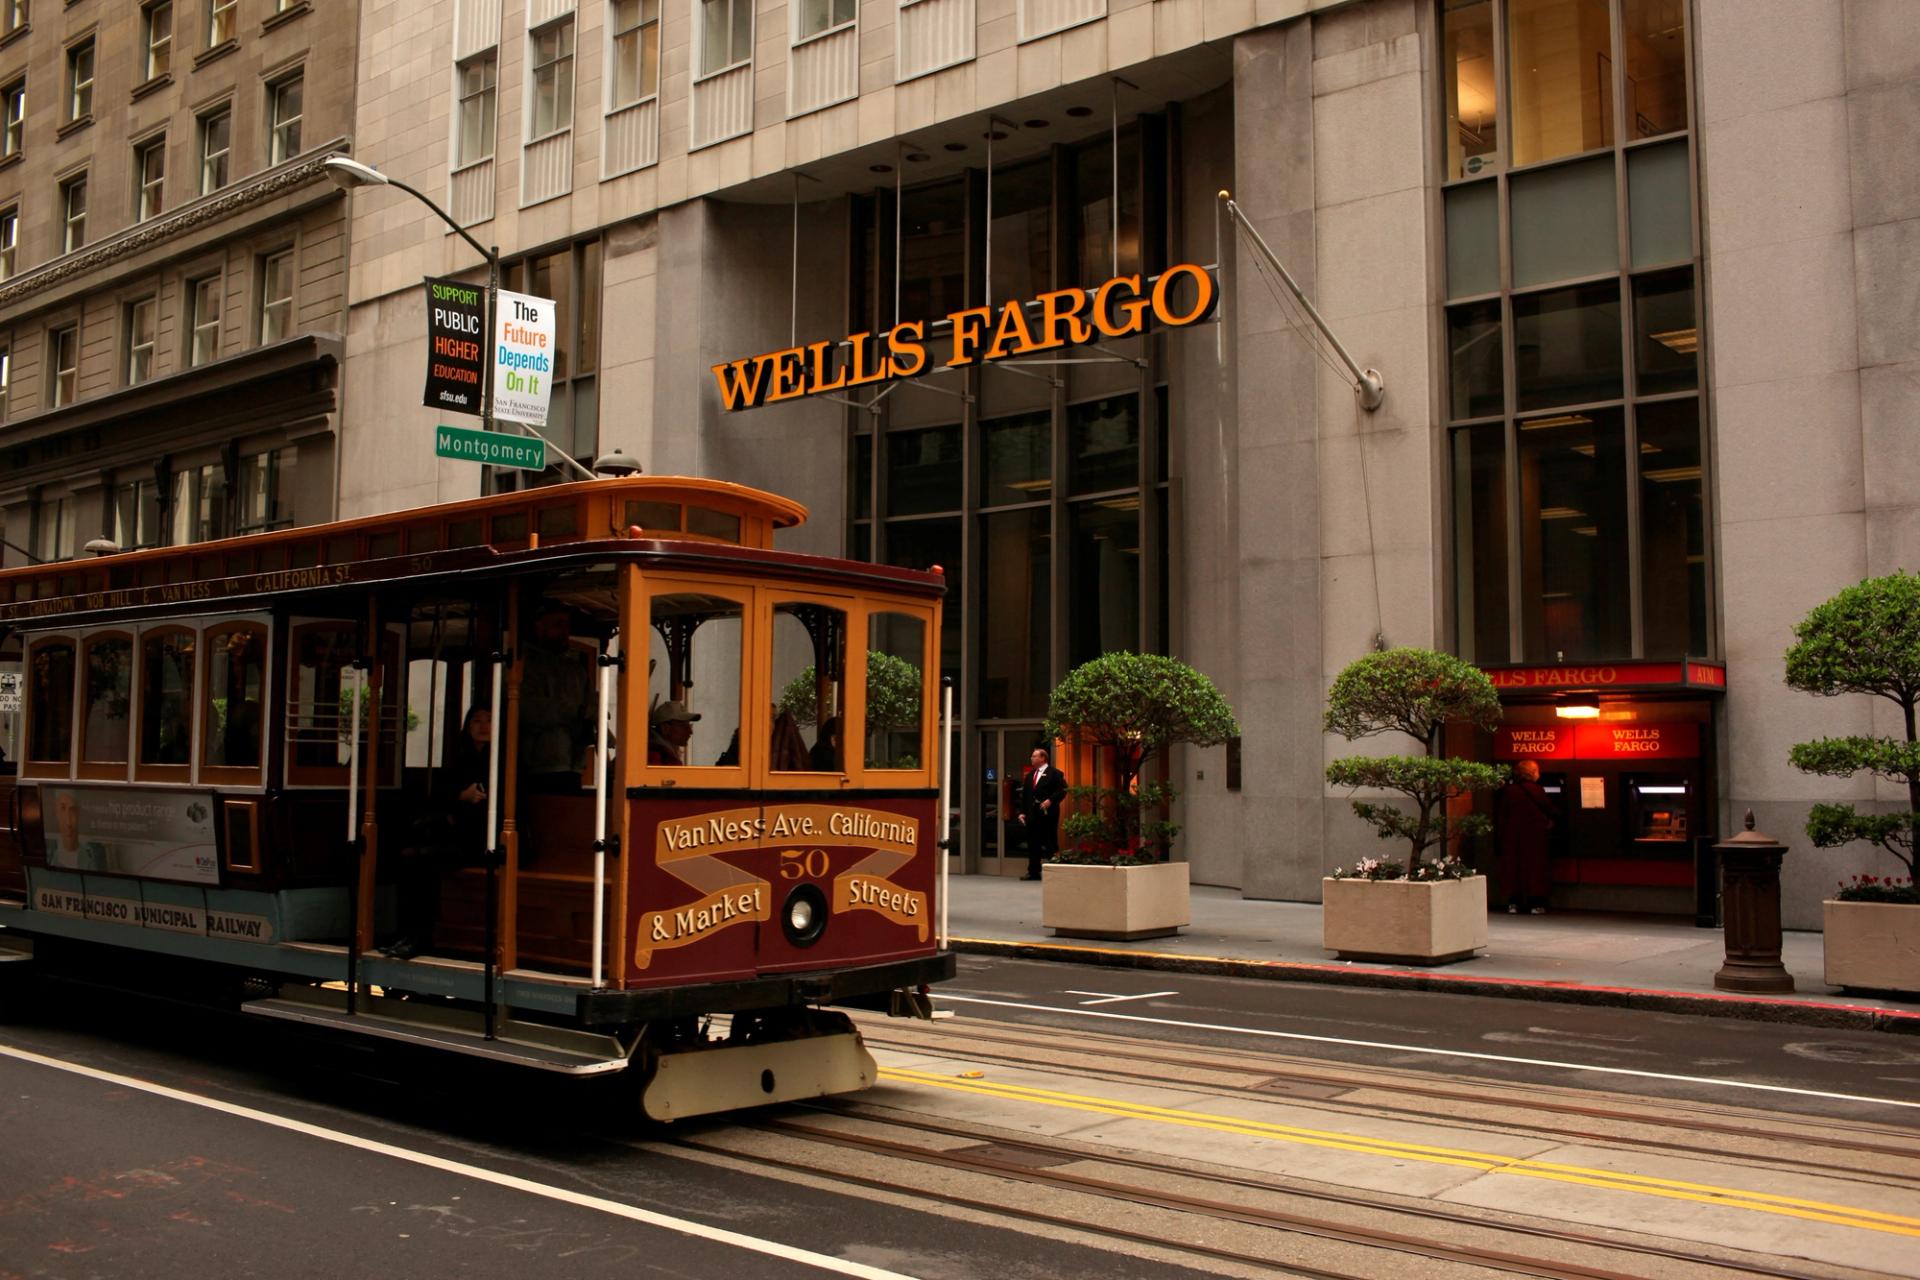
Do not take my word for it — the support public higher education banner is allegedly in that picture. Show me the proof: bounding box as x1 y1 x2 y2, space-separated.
423 276 487 415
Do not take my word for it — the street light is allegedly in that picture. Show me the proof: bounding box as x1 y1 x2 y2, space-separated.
322 156 594 481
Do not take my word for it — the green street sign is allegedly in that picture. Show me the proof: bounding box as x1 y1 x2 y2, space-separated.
435 423 546 471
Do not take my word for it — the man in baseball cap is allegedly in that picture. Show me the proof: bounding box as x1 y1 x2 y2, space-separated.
648 700 701 765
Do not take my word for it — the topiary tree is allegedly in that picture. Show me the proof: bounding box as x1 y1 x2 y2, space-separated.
1784 571 1920 887
777 651 924 758
1323 647 1506 875
1043 652 1239 862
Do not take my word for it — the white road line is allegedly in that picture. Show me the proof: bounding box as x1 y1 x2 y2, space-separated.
936 994 1920 1112
1064 990 1178 1006
0 1042 922 1280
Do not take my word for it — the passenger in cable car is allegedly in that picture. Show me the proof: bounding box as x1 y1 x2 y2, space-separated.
811 714 844 772
519 602 594 793
648 700 699 765
387 706 495 960
440 706 495 859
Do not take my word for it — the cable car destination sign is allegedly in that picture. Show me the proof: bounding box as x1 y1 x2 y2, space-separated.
711 262 1219 412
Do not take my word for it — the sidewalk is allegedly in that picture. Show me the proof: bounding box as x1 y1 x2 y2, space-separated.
943 874 1920 1033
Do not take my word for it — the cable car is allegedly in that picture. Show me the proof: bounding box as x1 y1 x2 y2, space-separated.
0 477 953 1120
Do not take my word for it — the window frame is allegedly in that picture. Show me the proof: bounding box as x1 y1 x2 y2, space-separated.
2 79 23 159
76 628 136 781
1 1 25 38
134 134 167 221
453 51 497 169
135 622 199 783
198 104 231 194
125 295 158 385
608 0 660 110
284 619 403 789
143 2 174 82
207 0 237 47
793 0 856 47
59 171 86 253
64 37 93 123
855 600 938 785
258 247 294 343
0 344 10 422
49 322 78 407
756 586 860 790
266 70 303 165
526 17 575 141
199 616 271 787
0 205 16 281
188 273 220 365
22 633 80 781
696 0 754 80
632 575 754 790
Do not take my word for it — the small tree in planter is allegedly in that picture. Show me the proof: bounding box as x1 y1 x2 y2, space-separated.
1324 648 1507 877
1043 652 1239 865
777 651 925 768
1785 572 1920 993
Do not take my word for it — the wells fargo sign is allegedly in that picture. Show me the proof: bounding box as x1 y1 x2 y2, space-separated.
1495 722 1700 761
1481 661 1727 692
710 263 1220 412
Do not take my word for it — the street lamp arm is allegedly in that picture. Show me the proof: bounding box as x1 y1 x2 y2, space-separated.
376 174 495 268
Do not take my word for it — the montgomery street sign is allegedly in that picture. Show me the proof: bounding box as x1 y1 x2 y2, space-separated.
435 424 546 471
424 276 487 415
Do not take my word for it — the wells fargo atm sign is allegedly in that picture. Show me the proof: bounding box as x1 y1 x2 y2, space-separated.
711 264 1219 412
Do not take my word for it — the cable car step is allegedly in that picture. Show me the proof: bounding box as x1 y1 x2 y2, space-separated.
242 989 631 1076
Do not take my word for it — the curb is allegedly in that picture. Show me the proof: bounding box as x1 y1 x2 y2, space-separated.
948 937 1920 1034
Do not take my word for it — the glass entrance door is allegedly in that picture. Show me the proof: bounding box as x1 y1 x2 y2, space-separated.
976 725 1043 875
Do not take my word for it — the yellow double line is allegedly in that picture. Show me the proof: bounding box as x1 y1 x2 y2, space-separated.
879 1066 1920 1238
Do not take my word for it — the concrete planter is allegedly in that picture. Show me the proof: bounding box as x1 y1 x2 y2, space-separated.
1322 874 1489 966
1823 900 1920 995
1042 860 1190 941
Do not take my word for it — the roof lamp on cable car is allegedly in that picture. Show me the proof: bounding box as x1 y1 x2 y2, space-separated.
593 449 642 478
1555 691 1601 720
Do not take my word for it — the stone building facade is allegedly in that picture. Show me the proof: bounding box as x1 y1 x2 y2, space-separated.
0 0 359 566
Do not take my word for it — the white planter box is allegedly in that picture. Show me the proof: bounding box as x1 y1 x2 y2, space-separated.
1823 900 1920 995
1322 874 1489 966
1042 861 1190 941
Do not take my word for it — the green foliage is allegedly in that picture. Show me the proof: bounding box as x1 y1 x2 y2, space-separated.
1324 648 1505 873
1044 654 1236 862
1784 573 1920 883
1323 647 1503 744
777 651 924 734
336 686 420 740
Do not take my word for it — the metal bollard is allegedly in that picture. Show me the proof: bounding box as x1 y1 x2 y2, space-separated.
1712 811 1794 993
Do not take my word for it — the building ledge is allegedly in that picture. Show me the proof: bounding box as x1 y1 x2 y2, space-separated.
0 23 28 53
55 113 92 141
194 39 238 71
0 333 343 457
131 72 174 103
0 151 19 176
262 2 311 35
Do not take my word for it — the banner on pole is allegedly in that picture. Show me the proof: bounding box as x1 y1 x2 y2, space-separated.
423 276 487 415
493 289 556 426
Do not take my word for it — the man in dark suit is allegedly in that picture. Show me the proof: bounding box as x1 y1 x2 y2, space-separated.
1019 747 1066 880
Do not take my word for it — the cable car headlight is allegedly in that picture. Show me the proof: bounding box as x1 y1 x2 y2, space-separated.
781 883 829 947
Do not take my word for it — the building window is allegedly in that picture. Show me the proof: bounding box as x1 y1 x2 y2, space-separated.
699 0 752 75
135 136 166 220
455 54 496 166
172 462 228 544
237 447 295 531
2 1 24 38
0 346 9 422
65 39 93 123
529 20 574 139
610 0 659 107
59 173 86 252
3 80 23 159
34 497 74 562
49 324 77 407
207 0 236 46
499 239 601 476
188 274 220 365
258 249 293 343
1442 0 1706 663
114 476 164 550
144 3 174 81
126 296 157 384
267 73 302 164
199 106 231 193
796 0 853 41
0 206 15 280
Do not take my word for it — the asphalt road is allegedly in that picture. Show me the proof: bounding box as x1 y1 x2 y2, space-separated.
941 954 1920 1125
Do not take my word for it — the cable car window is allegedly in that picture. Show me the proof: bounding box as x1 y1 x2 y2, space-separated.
537 504 579 539
770 602 846 773
138 627 197 769
686 507 741 542
625 500 680 532
865 612 926 771
80 632 133 769
288 622 357 779
368 532 402 559
26 637 77 768
447 518 483 548
647 592 743 768
203 622 267 773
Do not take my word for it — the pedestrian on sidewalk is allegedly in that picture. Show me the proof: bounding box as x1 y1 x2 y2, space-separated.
1019 746 1066 880
1494 759 1556 914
